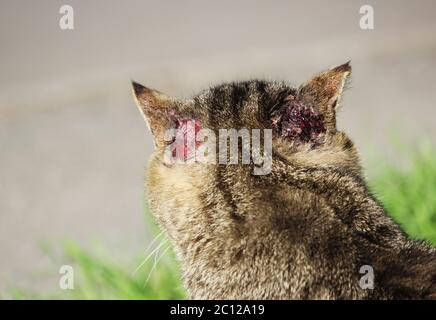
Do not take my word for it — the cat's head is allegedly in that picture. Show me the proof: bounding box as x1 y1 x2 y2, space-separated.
132 62 360 249
132 62 359 171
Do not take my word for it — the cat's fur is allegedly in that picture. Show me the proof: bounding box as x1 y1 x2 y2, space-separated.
132 62 436 299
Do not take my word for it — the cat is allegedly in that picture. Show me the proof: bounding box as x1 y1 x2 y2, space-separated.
132 62 436 299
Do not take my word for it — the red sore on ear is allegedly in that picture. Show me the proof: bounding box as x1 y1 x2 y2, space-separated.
172 119 203 160
271 97 326 144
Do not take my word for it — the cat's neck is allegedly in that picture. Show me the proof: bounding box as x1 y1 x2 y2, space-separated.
263 158 407 247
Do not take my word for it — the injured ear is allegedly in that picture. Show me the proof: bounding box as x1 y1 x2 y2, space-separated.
297 62 351 132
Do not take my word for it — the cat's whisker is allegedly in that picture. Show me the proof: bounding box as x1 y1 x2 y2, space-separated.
143 230 164 253
131 237 167 277
143 245 171 287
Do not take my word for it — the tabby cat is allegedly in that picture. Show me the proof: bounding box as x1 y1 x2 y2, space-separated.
132 62 435 299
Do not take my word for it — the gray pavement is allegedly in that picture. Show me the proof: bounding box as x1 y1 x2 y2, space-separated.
0 0 435 294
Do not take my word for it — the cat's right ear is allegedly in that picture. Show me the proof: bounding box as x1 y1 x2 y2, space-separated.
131 81 177 146
297 62 351 133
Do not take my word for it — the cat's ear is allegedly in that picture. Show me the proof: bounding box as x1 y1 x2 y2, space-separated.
132 81 178 146
297 62 351 132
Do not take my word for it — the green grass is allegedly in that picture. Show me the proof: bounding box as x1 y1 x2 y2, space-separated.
5 238 186 300
55 241 186 299
9 145 436 299
369 145 436 245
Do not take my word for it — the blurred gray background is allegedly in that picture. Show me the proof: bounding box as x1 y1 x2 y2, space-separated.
0 0 435 294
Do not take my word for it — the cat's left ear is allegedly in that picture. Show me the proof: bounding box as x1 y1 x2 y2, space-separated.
297 62 351 132
131 81 178 146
